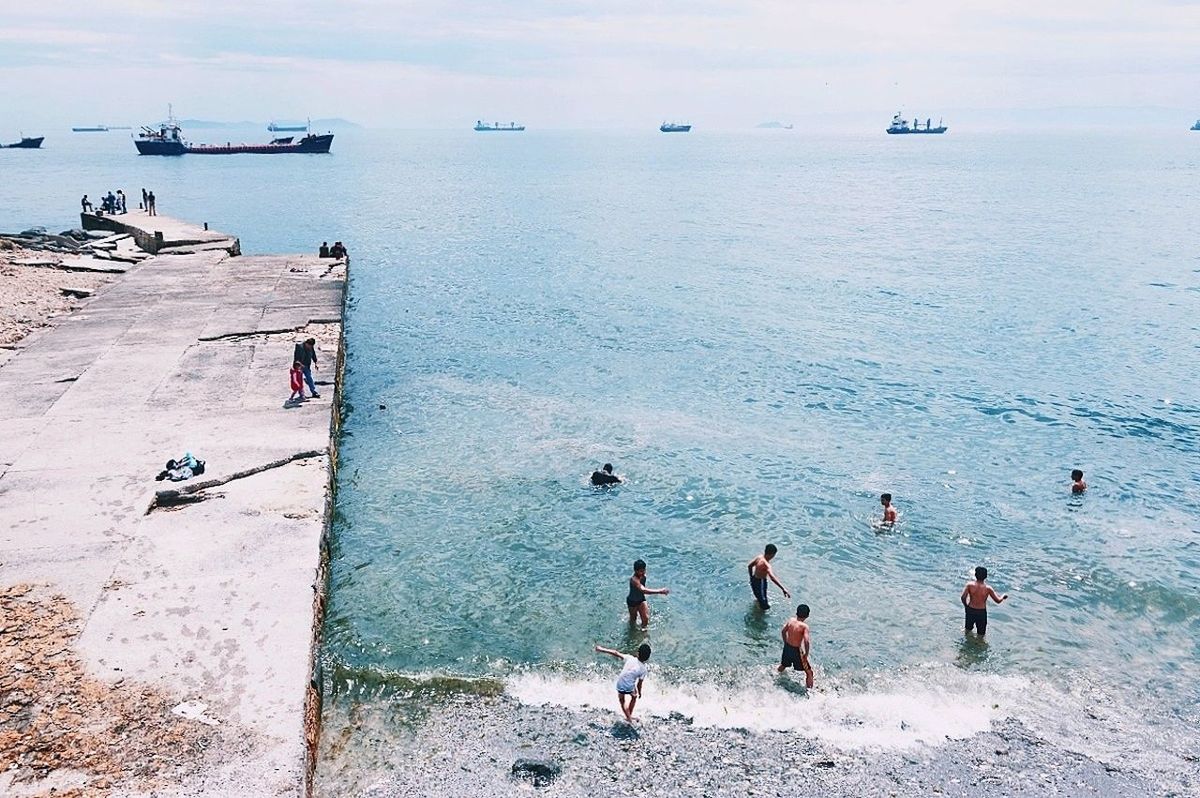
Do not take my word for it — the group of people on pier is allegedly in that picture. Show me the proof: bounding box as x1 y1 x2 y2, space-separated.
318 240 348 259
79 187 156 216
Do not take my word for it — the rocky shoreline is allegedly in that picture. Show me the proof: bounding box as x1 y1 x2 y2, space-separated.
316 693 1180 797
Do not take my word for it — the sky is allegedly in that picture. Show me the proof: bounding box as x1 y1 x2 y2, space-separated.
1 0 1198 129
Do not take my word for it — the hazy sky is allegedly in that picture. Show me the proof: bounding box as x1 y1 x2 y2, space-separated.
2 1 1198 128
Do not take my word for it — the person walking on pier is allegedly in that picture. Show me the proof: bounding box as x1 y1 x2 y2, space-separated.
292 338 320 399
147 191 157 216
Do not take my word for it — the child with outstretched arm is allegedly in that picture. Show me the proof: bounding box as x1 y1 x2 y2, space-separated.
594 643 651 722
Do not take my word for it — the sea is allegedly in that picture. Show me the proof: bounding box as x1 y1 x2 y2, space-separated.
3 126 1198 793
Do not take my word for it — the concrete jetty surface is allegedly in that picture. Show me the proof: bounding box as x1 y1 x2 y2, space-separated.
81 209 241 255
0 224 345 796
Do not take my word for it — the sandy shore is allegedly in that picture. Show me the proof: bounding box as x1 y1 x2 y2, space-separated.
315 694 1180 797
0 245 117 353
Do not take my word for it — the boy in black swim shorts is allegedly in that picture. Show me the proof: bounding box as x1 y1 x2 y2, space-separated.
961 566 1008 636
777 604 814 688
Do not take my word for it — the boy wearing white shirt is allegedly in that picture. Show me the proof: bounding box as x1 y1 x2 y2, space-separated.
594 643 651 722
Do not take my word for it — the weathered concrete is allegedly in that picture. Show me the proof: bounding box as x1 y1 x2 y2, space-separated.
81 209 241 255
0 246 345 796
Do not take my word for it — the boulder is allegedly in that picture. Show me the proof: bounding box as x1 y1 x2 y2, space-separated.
511 758 561 787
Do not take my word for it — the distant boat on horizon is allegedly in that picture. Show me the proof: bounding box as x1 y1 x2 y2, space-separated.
886 112 947 135
269 121 309 132
1191 119 1200 131
660 122 692 133
72 125 109 132
475 120 525 131
2 135 44 149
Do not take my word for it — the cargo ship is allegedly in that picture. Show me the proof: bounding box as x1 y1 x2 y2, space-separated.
886 112 947 134
660 122 692 132
72 125 109 132
1191 119 1200 131
1 135 44 149
134 118 333 155
475 120 525 131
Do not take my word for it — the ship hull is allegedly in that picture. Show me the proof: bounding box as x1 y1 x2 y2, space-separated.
660 125 692 132
135 138 187 155
3 137 44 149
886 128 947 134
474 127 525 132
72 127 108 132
185 134 334 154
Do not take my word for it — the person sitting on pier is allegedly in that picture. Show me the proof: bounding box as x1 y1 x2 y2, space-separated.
81 194 92 213
319 241 330 258
329 241 347 259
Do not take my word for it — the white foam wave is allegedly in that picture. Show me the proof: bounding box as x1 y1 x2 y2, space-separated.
507 665 1027 751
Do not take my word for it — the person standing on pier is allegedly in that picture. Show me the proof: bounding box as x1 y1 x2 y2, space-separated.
292 338 320 399
81 195 92 213
141 187 148 211
147 191 157 216
117 190 127 214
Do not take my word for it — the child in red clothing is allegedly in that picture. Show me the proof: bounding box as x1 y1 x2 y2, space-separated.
289 361 304 401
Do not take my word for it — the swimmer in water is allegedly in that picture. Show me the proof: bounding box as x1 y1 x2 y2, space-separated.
591 463 621 486
626 559 669 627
594 643 651 722
747 544 790 610
1071 469 1087 494
961 566 1008 637
777 604 814 688
880 493 898 525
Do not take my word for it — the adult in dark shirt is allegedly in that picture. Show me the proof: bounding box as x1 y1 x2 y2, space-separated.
590 463 621 486
330 241 348 259
147 191 157 216
141 187 148 210
81 195 92 213
319 241 330 258
292 338 320 398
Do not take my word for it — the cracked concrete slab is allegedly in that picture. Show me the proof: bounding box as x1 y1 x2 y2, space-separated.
0 247 344 796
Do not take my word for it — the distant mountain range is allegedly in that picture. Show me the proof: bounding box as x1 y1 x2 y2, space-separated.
175 118 362 130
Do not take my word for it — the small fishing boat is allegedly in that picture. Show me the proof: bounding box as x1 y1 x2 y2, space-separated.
474 121 525 131
2 135 44 149
659 122 692 133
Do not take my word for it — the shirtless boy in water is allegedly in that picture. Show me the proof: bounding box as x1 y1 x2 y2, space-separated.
747 544 790 610
777 604 814 688
880 493 898 525
961 566 1008 636
1071 469 1087 494
626 559 669 627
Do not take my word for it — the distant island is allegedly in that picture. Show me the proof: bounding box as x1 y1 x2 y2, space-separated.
756 121 794 129
175 118 362 130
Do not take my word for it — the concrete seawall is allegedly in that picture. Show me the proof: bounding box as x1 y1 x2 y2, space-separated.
0 217 345 796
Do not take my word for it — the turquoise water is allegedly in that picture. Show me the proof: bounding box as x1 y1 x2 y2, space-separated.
4 129 1198 776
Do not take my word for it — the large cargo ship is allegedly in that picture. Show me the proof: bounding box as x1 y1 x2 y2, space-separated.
134 119 333 155
660 122 692 132
72 125 109 132
886 112 947 134
474 121 525 131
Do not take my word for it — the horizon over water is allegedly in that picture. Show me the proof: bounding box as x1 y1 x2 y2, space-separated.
3 128 1198 792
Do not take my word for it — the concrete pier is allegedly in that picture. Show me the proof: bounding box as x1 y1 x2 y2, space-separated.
0 218 344 796
81 209 241 255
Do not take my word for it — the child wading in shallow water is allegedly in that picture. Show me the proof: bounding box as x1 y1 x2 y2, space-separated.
1071 469 1087 494
961 566 1008 636
777 604 814 688
594 643 651 722
289 361 304 402
626 559 669 628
